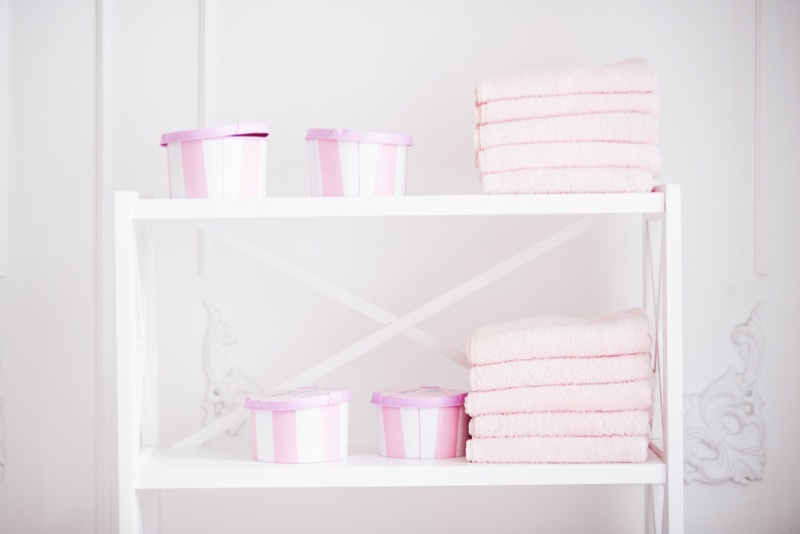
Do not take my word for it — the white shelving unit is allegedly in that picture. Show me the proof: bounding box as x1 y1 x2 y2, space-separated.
115 185 682 534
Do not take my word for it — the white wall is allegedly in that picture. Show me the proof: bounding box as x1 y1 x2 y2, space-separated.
0 1 98 533
0 1 798 533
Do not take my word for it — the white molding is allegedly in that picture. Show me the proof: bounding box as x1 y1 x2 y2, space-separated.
199 0 214 128
0 0 8 277
684 303 766 485
201 300 259 446
0 0 8 481
755 0 766 275
95 0 111 531
197 0 214 277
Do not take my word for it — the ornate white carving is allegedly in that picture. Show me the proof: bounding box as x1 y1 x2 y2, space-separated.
684 303 766 485
201 300 260 446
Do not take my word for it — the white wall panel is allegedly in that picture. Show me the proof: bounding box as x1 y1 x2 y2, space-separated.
108 0 198 197
685 1 800 533
0 1 97 533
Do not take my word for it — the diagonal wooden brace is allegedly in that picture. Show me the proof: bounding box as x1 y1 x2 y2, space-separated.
173 214 608 448
190 220 469 367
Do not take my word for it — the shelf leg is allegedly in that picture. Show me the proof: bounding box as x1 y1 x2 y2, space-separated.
663 185 683 534
139 490 161 534
649 184 683 534
139 225 159 448
115 192 144 534
644 483 665 534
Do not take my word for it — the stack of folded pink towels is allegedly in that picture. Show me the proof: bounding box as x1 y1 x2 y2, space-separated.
474 58 661 195
464 308 655 463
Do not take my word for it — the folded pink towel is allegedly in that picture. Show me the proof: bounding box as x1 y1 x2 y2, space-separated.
476 142 662 176
474 113 659 151
475 92 660 125
470 353 653 391
480 167 654 194
466 435 650 463
475 58 658 104
468 308 652 365
468 410 652 438
464 379 655 416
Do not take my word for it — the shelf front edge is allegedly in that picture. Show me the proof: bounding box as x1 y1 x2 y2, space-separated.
134 447 667 489
123 193 666 221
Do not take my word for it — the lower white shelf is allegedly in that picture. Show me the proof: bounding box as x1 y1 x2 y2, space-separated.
134 445 667 489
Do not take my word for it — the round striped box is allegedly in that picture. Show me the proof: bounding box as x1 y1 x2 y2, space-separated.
245 386 350 464
305 128 413 197
161 123 269 198
371 386 470 459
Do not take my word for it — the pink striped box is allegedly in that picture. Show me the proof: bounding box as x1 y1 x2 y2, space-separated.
371 386 470 459
305 128 413 197
245 386 350 464
160 123 269 198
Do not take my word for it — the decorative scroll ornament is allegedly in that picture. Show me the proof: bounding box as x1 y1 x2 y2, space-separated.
201 300 260 446
684 303 766 485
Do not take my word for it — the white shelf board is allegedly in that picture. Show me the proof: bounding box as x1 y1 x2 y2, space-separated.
134 446 666 489
122 192 666 221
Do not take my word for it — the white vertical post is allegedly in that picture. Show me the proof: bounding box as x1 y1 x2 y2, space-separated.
197 0 214 276
139 225 159 448
139 490 160 534
754 0 766 275
198 0 214 128
95 0 113 531
644 484 655 534
0 0 7 491
115 192 143 534
642 216 649 319
0 0 8 276
662 184 683 533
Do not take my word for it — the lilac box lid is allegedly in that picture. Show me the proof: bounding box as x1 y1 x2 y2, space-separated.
305 128 413 146
370 386 468 408
161 122 269 147
245 386 351 411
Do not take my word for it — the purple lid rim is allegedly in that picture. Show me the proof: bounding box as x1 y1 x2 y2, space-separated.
305 128 414 146
245 387 351 411
370 387 468 408
161 122 269 147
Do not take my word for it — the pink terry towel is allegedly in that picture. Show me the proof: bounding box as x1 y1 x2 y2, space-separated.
465 435 651 463
475 92 661 125
464 379 655 416
474 113 659 151
475 58 658 104
470 353 653 391
468 410 652 439
476 141 662 177
468 307 652 366
480 167 654 195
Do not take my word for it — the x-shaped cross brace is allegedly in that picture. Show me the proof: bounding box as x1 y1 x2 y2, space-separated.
173 214 607 448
